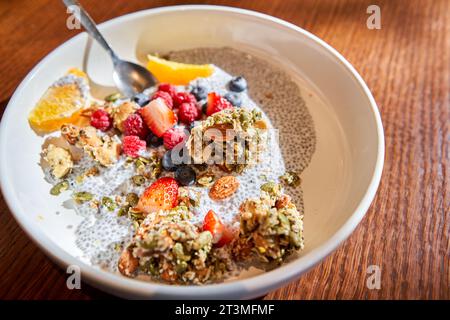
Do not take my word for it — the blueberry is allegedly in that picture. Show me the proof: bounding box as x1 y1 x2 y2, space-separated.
224 92 242 107
190 86 208 101
174 166 197 186
228 76 247 92
162 151 177 172
146 132 163 147
133 93 150 107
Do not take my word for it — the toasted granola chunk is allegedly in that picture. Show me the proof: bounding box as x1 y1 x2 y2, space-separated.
187 108 268 172
60 124 80 145
89 135 121 166
44 144 73 179
233 182 304 263
119 206 233 284
61 124 120 166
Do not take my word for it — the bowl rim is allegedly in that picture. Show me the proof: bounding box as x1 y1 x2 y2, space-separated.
0 4 384 299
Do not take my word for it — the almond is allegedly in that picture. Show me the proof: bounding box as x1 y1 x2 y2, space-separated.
209 175 239 200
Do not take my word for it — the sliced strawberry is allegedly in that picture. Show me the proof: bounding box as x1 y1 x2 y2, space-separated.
205 92 233 116
136 177 179 214
139 98 176 137
216 226 237 248
202 210 225 244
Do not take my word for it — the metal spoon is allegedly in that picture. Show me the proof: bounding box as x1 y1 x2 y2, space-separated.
62 0 156 97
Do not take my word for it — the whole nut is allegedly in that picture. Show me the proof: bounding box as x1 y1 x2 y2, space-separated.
209 175 240 200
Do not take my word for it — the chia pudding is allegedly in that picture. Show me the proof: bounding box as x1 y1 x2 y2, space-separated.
31 47 316 284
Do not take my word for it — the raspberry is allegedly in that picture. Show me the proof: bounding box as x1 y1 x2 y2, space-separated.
163 127 187 150
123 113 149 139
152 91 173 109
173 92 197 108
90 109 112 131
122 135 146 158
158 83 177 98
178 102 199 124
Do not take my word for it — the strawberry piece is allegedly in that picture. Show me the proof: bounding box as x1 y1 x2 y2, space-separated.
202 210 236 247
202 210 225 244
205 92 233 116
216 226 236 248
139 98 176 137
136 177 179 214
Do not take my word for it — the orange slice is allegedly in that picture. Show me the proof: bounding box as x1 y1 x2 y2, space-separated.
146 54 214 85
28 68 90 133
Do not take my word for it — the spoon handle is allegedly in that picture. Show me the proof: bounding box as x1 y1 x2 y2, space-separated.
62 0 120 63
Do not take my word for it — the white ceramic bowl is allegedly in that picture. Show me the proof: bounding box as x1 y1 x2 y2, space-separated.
0 5 384 299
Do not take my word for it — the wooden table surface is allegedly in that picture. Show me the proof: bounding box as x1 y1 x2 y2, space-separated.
0 0 448 300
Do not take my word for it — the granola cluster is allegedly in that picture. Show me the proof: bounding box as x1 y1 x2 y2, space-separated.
119 181 303 283
233 182 304 263
61 124 121 167
44 144 73 179
187 108 268 173
119 207 233 284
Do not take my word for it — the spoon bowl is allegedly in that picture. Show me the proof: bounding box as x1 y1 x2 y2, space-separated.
113 60 156 97
63 0 156 97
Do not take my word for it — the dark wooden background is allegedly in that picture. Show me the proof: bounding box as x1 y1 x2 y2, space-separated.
0 0 448 300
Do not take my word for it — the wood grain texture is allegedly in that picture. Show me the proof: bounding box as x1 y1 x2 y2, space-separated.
0 0 448 300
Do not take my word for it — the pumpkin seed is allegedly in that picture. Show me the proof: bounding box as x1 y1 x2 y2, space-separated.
260 181 277 194
135 158 147 169
73 191 93 203
125 193 139 206
151 161 162 178
50 180 69 196
172 243 191 261
104 92 121 102
175 261 188 274
117 206 130 217
278 212 290 226
141 260 158 275
279 171 301 187
132 175 146 186
101 197 117 211
252 109 262 121
197 173 215 187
